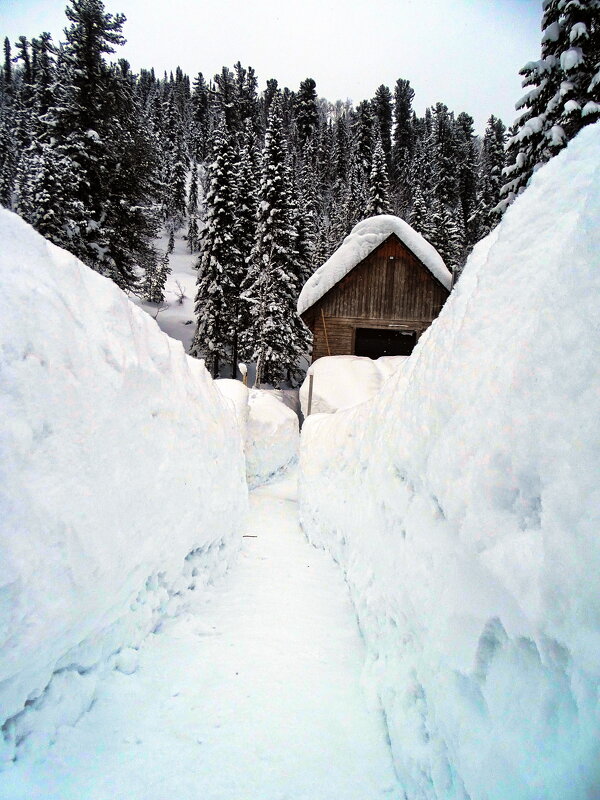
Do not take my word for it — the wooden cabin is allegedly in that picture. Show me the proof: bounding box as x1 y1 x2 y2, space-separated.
298 216 452 362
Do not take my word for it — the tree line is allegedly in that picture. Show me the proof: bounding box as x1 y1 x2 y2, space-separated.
5 0 595 383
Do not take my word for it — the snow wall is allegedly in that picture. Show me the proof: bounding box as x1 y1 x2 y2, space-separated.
0 211 247 766
299 124 600 800
215 382 300 488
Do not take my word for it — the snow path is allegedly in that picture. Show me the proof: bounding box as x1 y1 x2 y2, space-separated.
2 470 402 800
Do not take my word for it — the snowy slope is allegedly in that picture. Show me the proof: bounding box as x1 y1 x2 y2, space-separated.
130 230 199 353
299 124 600 799
297 215 452 315
0 210 247 765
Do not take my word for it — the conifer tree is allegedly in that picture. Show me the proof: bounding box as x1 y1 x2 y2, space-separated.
190 118 239 377
352 100 374 177
408 186 434 242
365 137 391 216
143 251 170 303
391 78 415 212
455 112 479 247
499 0 600 212
244 95 309 386
187 160 200 252
373 84 393 169
472 115 506 241
190 72 210 160
230 121 259 375
295 78 319 146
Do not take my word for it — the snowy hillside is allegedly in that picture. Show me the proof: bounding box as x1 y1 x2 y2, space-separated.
130 229 199 354
299 124 600 799
0 211 247 765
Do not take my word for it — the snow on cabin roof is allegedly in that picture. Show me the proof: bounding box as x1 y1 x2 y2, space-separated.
297 215 452 316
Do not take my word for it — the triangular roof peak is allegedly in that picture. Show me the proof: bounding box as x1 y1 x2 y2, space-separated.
297 214 452 315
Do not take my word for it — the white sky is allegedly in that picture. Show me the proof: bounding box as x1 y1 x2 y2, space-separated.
1 0 542 132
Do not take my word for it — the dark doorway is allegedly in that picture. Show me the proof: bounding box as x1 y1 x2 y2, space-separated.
354 327 417 358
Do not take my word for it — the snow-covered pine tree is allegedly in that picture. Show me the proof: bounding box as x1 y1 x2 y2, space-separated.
187 160 200 252
294 78 319 147
0 104 17 207
391 77 415 214
24 0 160 288
365 136 392 216
162 87 188 226
96 59 161 288
214 66 240 132
352 100 375 179
190 72 210 161
244 94 309 386
231 120 259 375
143 251 170 304
373 84 393 170
499 0 599 213
408 185 435 242
429 198 464 274
3 37 12 91
471 115 506 241
294 134 323 278
454 112 480 248
548 0 600 145
190 117 239 377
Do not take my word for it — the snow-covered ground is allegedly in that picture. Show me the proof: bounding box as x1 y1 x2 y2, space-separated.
0 471 402 800
0 210 246 766
300 355 409 416
299 124 600 799
131 229 199 355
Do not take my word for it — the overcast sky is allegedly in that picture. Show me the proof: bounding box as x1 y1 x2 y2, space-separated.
1 0 542 132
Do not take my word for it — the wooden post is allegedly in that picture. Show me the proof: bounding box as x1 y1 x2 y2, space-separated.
306 373 314 417
321 309 332 356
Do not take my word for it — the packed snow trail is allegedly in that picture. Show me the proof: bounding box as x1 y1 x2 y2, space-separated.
1 469 401 800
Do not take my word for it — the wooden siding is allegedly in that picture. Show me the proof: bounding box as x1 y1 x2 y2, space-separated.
302 233 449 362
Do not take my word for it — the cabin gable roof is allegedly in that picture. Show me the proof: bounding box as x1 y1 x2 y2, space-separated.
297 214 452 318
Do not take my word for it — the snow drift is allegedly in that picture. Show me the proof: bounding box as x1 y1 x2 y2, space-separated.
245 390 299 487
0 210 247 765
299 124 600 799
299 355 408 416
215 381 299 487
297 214 452 315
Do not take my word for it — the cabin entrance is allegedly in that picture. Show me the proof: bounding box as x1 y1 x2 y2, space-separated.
354 327 417 359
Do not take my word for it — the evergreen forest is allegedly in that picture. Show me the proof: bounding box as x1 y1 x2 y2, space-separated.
1 0 598 382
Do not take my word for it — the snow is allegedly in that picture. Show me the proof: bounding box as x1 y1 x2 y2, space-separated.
215 381 300 487
245 390 299 487
0 210 247 765
297 215 452 316
0 472 402 800
214 378 250 443
561 47 583 72
130 230 199 353
299 354 409 416
298 124 600 799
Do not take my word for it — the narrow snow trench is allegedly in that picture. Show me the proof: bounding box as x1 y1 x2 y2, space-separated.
3 469 401 800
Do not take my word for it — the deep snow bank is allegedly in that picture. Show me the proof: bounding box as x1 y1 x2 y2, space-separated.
214 382 299 487
299 125 600 799
245 390 299 487
299 355 408 416
0 210 247 765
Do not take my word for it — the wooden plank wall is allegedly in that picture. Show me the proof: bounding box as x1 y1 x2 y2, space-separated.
304 234 449 362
